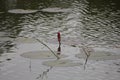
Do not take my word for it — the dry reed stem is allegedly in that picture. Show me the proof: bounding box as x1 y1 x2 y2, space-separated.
79 45 93 70
35 38 60 59
18 36 60 59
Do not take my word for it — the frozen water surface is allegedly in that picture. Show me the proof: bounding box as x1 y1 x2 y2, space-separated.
0 42 120 80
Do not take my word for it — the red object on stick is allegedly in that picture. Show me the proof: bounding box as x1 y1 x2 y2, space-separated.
57 32 61 43
57 46 61 55
57 32 61 55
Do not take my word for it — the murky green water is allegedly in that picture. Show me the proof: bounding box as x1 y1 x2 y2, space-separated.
0 0 120 53
0 0 120 51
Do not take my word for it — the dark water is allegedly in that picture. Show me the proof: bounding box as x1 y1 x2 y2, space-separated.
0 0 120 54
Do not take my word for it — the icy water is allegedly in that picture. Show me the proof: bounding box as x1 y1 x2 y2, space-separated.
0 0 120 80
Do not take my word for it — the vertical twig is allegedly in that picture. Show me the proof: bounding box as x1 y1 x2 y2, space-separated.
80 46 91 70
57 32 61 55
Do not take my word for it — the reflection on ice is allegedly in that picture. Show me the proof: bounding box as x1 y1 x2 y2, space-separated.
41 8 72 13
42 59 82 67
21 51 67 59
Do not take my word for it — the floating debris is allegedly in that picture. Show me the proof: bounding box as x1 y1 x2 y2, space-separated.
42 59 82 67
8 9 38 14
70 44 77 47
6 58 12 61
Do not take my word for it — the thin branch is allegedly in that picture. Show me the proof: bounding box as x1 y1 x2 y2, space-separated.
26 26 60 59
79 46 91 70
18 36 60 59
35 38 60 59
